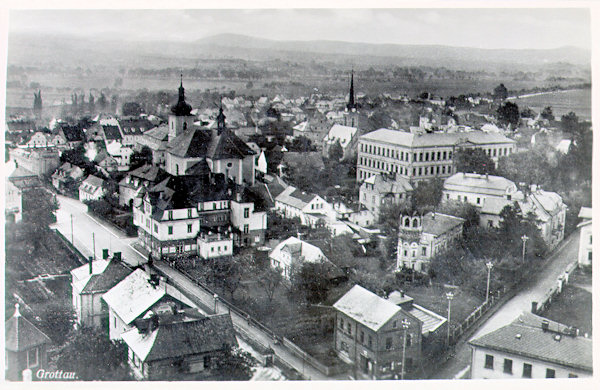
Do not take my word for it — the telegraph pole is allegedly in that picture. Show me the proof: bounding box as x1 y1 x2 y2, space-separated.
70 214 74 245
92 232 96 261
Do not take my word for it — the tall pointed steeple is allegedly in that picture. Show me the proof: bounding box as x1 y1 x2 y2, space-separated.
178 73 185 102
347 69 356 111
217 98 226 133
171 74 192 116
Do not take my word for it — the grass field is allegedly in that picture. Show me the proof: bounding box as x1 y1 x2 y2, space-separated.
508 88 591 121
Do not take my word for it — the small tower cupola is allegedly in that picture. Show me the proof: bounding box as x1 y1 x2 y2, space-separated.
171 74 193 116
217 100 226 133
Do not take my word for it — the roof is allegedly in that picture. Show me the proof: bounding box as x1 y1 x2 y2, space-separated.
481 197 513 216
362 174 413 195
143 125 170 142
270 236 327 265
421 212 465 236
82 175 105 189
167 128 255 160
360 128 515 148
102 125 122 141
129 164 165 183
469 312 592 372
444 173 516 197
333 285 402 332
275 186 319 210
71 259 132 294
578 207 592 220
118 118 153 135
58 124 85 142
5 304 52 351
102 269 194 325
324 124 357 148
407 304 447 335
121 314 237 362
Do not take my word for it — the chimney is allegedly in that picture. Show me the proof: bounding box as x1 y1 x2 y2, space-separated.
14 159 18 168
400 290 405 298
88 256 93 274
102 248 109 259
159 276 167 294
113 252 121 262
542 320 549 332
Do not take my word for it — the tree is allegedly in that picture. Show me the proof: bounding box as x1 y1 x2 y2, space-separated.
493 83 508 101
454 147 496 175
497 102 520 128
21 188 59 250
34 304 76 346
260 266 283 304
88 92 95 114
520 107 535 118
290 262 331 304
413 178 444 210
560 112 581 141
129 146 153 169
98 92 108 111
55 327 132 380
540 106 554 121
121 102 142 117
328 139 344 161
213 346 254 381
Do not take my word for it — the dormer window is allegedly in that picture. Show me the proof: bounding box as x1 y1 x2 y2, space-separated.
168 210 173 220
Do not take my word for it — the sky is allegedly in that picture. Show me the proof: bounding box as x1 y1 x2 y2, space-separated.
8 7 592 50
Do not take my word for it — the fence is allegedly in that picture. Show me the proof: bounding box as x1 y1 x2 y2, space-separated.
450 285 508 344
532 260 579 314
52 228 86 265
165 261 339 378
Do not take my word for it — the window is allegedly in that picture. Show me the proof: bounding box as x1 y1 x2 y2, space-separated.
406 333 412 347
339 318 344 329
347 322 352 334
187 224 192 233
484 354 494 369
204 356 211 369
590 235 592 244
522 363 532 378
546 369 555 378
360 330 365 343
368 335 373 348
211 247 214 252
588 251 592 261
477 197 481 204
244 208 250 218
154 224 158 233
385 337 392 350
569 373 578 378
168 210 173 220
422 247 427 256
188 209 192 218
27 348 38 368
503 359 513 374
392 321 397 329
168 226 173 235
213 203 217 210
244 224 249 234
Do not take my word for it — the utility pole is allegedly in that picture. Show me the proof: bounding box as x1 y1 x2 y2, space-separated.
521 235 529 262
70 214 74 245
92 232 96 261
485 261 493 303
446 291 454 346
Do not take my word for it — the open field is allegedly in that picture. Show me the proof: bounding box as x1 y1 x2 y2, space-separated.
508 88 591 121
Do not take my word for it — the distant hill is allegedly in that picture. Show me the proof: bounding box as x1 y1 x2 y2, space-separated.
7 32 591 72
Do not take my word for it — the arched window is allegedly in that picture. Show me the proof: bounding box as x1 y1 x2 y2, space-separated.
412 218 419 228
404 217 410 227
183 122 187 130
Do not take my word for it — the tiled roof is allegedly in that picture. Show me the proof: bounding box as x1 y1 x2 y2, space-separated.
421 212 465 236
407 304 446 335
333 285 401 332
324 124 357 148
121 314 237 362
578 207 592 220
275 186 318 210
361 128 515 148
362 174 413 196
143 125 170 142
58 124 85 142
102 125 122 141
5 305 52 352
82 175 105 189
118 118 153 135
469 312 592 372
167 129 255 160
129 164 165 183
72 259 132 294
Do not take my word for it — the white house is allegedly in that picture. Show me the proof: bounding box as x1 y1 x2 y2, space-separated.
102 269 197 340
79 175 106 202
360 173 413 219
274 186 335 228
577 207 592 267
322 124 358 161
70 253 131 328
269 236 329 280
469 312 592 379
230 188 268 247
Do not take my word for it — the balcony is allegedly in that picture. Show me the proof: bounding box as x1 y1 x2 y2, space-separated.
198 231 232 243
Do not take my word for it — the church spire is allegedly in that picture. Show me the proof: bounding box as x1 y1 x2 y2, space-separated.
217 98 226 133
171 74 192 116
347 68 356 111
178 73 185 102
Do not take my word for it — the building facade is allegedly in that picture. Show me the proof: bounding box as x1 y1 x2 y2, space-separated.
577 207 592 267
357 128 516 183
359 173 413 219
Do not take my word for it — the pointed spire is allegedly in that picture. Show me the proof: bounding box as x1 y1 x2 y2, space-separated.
178 73 185 102
347 68 356 111
217 97 226 132
14 303 21 317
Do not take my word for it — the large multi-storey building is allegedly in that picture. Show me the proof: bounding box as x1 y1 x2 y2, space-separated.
577 207 592 267
356 128 516 182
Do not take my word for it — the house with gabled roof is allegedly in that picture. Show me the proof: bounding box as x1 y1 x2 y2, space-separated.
269 236 329 280
52 162 85 193
577 207 592 267
136 124 170 166
469 312 592 379
71 252 132 328
121 313 237 380
79 174 106 202
102 268 197 340
360 173 413 219
323 123 359 161
5 304 52 381
118 164 167 207
333 285 425 380
274 185 335 228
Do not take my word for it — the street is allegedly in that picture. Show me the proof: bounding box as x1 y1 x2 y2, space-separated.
52 194 329 380
430 229 581 379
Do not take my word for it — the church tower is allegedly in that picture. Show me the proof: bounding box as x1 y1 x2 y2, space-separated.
216 101 226 134
343 69 359 128
168 75 195 142
396 214 423 270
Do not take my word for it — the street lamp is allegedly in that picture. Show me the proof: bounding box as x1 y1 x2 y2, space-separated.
213 293 219 314
401 318 411 380
446 291 454 346
521 235 529 262
485 261 494 303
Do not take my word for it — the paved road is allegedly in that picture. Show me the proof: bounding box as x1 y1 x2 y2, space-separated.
430 229 581 379
52 194 329 380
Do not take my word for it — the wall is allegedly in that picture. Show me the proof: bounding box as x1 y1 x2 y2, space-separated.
578 222 592 266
